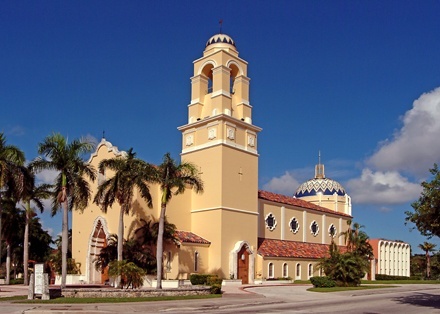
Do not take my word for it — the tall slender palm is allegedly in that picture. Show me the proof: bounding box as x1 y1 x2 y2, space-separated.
30 133 96 288
154 153 203 289
20 166 52 285
0 133 26 277
93 148 154 286
419 242 436 278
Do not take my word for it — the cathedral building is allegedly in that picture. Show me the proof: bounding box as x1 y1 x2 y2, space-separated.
72 33 394 285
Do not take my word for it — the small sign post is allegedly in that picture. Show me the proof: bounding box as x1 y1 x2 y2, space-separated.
28 263 50 300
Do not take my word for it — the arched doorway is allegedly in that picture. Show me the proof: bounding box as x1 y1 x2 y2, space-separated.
237 245 249 284
87 217 109 284
230 241 254 284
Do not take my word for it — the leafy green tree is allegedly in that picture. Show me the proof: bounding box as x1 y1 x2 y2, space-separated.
406 164 440 238
418 242 436 278
50 230 81 275
93 148 154 287
319 221 372 286
108 260 146 289
1 199 21 284
153 153 203 289
340 220 373 259
1 205 52 281
30 133 96 288
0 133 26 277
94 217 177 276
20 165 52 285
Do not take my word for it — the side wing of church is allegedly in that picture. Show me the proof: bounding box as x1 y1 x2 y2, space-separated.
71 33 405 285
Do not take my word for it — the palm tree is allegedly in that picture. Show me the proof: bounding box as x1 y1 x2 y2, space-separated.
0 133 26 279
419 242 436 278
153 153 203 289
20 166 52 285
93 148 154 286
1 199 21 284
30 133 96 288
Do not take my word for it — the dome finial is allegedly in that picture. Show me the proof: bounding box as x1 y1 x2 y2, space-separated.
315 150 325 179
219 19 223 34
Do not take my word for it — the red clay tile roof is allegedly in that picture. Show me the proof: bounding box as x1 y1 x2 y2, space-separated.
175 231 211 245
258 238 346 259
258 190 352 218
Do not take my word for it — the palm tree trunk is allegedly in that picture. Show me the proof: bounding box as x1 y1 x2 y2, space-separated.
61 197 68 289
426 252 431 278
118 208 124 262
116 207 124 288
23 202 30 285
0 201 3 274
156 205 166 289
6 242 11 284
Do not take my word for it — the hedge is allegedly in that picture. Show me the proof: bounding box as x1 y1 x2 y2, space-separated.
310 276 336 288
375 274 411 281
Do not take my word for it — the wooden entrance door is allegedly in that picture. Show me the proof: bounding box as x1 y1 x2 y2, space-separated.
237 246 249 284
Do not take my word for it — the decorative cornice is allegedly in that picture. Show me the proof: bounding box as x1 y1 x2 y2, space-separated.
191 206 259 216
181 139 259 156
178 113 262 133
88 139 126 163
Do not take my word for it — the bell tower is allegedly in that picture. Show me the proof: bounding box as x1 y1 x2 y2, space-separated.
178 34 262 279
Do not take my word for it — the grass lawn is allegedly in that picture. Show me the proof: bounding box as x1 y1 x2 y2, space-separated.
1 294 221 304
362 280 440 285
308 285 397 292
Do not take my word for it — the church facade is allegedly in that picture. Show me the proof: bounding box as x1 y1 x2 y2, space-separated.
72 34 362 284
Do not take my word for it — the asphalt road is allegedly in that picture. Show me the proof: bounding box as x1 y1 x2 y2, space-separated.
1 284 439 313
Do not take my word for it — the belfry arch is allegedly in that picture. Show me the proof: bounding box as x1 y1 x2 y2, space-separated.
86 217 110 284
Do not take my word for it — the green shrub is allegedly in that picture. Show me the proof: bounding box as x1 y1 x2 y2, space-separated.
190 274 210 285
207 275 222 286
266 277 292 281
210 283 222 294
310 276 336 288
10 278 24 285
108 260 146 289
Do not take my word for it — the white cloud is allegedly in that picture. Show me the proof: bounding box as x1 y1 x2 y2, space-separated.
346 168 421 204
35 169 59 184
378 206 392 213
7 125 25 136
262 171 300 196
368 87 440 178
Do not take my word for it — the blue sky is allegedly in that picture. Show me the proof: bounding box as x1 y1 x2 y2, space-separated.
1 1 440 254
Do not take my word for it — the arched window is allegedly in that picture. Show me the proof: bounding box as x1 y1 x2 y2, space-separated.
282 263 288 278
268 262 274 278
194 251 199 272
296 263 301 279
308 264 313 278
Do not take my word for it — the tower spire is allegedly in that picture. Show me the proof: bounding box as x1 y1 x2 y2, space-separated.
315 150 325 179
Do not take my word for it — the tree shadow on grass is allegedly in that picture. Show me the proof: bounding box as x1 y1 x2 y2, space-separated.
393 292 440 310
